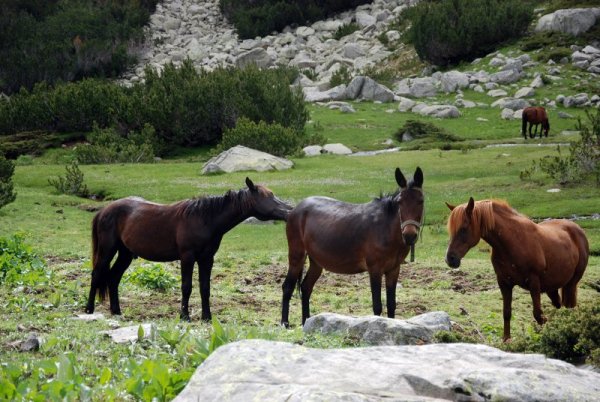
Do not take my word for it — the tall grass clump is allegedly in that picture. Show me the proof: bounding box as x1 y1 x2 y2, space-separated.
405 0 533 66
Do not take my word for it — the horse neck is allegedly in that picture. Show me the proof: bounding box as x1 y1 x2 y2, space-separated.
480 204 519 251
197 192 254 235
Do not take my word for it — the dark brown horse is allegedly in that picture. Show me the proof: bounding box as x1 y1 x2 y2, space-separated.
85 178 292 321
522 106 550 139
445 198 588 341
281 167 425 327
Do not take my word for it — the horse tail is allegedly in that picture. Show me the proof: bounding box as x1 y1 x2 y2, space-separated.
521 111 528 138
91 212 109 302
561 227 589 307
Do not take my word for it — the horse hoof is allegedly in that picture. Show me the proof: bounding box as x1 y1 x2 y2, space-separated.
281 321 290 329
111 309 122 315
180 315 191 323
85 307 94 314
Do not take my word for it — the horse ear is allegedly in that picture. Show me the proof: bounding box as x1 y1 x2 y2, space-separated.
413 166 423 188
245 177 257 192
465 197 475 217
395 168 407 188
445 202 455 211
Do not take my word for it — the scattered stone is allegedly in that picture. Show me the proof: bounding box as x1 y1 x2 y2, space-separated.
492 97 530 110
501 108 516 120
514 87 535 98
322 143 352 155
102 323 155 343
9 333 41 352
476 117 489 122
201 146 294 174
304 312 451 345
340 104 356 113
73 313 106 321
303 145 323 157
397 96 416 112
174 340 600 402
558 111 574 118
547 188 561 193
487 89 508 97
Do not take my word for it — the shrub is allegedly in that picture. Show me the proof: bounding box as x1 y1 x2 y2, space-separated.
0 233 49 286
405 0 533 66
524 110 600 185
75 124 157 164
332 23 360 40
219 0 371 39
537 302 600 366
330 65 352 88
48 160 89 198
0 0 158 94
0 155 17 210
535 47 572 63
126 263 178 292
394 120 462 143
220 117 305 157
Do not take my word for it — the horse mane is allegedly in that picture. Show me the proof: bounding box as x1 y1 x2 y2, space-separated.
176 188 255 219
447 199 512 237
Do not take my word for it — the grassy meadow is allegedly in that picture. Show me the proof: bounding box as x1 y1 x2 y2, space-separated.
1 99 600 398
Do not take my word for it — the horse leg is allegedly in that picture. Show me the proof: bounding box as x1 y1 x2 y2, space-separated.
179 251 195 321
300 257 323 325
107 248 133 315
198 254 215 322
528 275 546 325
384 266 400 318
281 249 306 328
369 272 383 316
547 289 562 309
499 281 514 342
529 123 535 139
85 229 118 314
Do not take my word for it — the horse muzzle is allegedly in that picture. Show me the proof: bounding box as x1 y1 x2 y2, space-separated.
445 253 461 269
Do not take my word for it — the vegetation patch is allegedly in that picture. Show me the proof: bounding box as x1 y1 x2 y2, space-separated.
394 120 463 144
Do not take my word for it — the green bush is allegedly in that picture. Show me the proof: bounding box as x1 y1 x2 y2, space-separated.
330 65 352 88
0 0 157 94
48 160 90 198
0 233 49 286
525 110 600 185
219 0 371 39
405 0 533 66
535 47 572 63
394 120 463 143
537 303 600 366
332 23 361 40
75 124 157 164
0 61 308 151
220 117 306 156
0 155 17 210
126 263 178 292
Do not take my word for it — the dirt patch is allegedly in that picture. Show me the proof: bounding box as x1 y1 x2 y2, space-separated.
400 265 495 293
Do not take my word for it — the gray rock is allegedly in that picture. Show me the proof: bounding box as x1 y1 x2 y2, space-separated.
418 105 460 118
487 89 508 97
501 108 516 120
303 145 323 156
343 43 366 59
201 146 294 174
440 71 470 93
303 312 451 345
473 84 484 93
345 76 366 99
355 11 376 27
322 143 352 155
235 48 274 69
490 69 522 84
73 313 105 321
409 77 438 98
340 104 356 113
573 60 590 69
492 97 530 110
530 75 545 88
582 45 600 54
514 87 535 98
558 111 574 118
102 324 155 343
175 340 600 402
397 96 416 112
572 51 594 62
360 77 395 102
535 8 600 36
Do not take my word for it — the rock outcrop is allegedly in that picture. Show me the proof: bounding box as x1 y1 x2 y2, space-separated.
201 146 294 174
174 339 600 402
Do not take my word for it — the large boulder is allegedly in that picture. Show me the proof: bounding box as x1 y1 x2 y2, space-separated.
418 104 460 118
174 340 600 402
235 48 274 69
303 312 451 345
201 146 293 174
492 97 530 110
409 77 438 98
535 8 600 36
489 69 523 84
344 76 395 102
440 71 470 93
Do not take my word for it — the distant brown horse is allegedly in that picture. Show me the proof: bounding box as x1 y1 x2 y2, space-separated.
281 167 425 327
522 106 550 139
445 198 588 341
85 178 292 321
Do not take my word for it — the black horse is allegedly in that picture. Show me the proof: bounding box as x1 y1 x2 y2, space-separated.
85 178 292 321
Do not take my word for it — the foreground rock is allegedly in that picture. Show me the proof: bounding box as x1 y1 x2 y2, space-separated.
102 323 155 343
303 311 451 345
201 145 294 174
174 340 600 401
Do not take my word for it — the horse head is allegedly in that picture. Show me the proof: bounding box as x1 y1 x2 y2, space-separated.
395 167 424 246
445 197 481 268
245 177 292 221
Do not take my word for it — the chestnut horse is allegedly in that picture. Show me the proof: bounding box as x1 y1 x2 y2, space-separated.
281 167 425 327
85 178 292 321
522 106 550 139
445 198 588 340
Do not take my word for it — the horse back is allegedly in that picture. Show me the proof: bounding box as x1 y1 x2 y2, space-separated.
537 219 588 282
